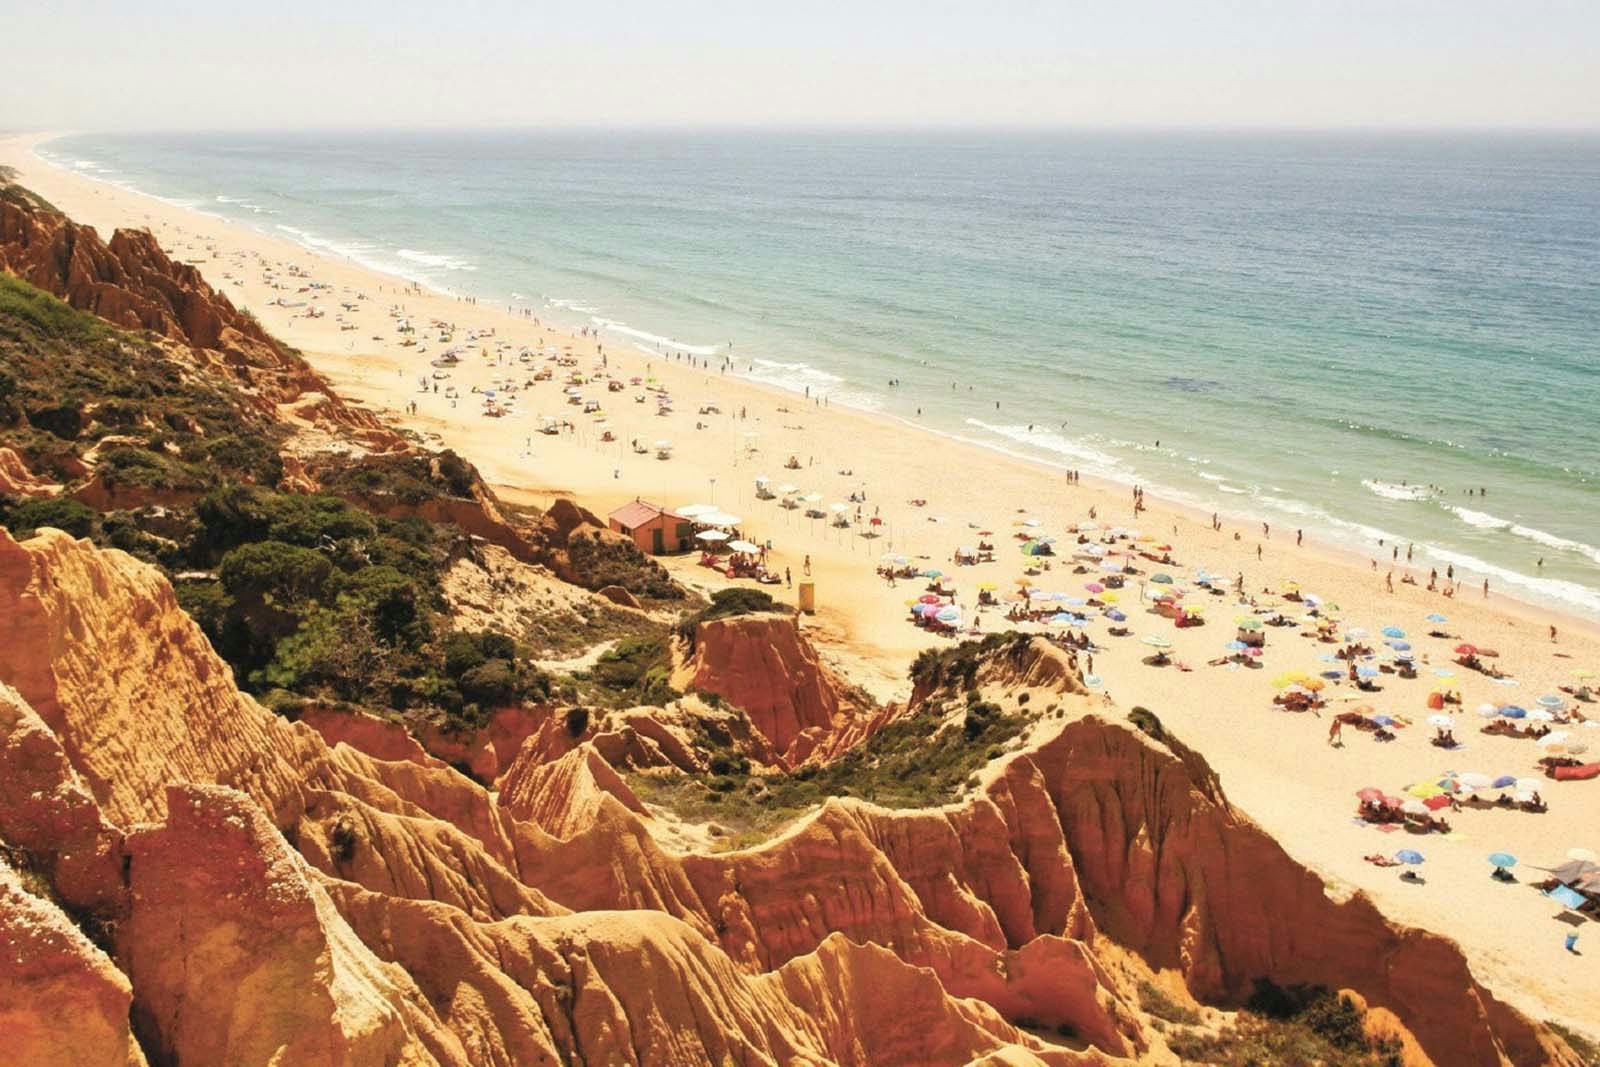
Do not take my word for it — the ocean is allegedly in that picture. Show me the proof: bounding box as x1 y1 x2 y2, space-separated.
37 130 1600 617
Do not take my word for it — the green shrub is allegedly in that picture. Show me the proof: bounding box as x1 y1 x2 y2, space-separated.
2 497 97 539
592 636 679 705
459 659 519 707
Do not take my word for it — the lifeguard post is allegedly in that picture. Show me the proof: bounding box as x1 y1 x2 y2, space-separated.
797 580 816 615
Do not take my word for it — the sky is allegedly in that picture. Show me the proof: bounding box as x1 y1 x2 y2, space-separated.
5 0 1599 131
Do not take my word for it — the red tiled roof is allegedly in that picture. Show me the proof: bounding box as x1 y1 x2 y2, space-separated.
609 500 683 528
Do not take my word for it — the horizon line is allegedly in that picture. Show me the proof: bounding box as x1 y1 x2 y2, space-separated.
13 122 1600 140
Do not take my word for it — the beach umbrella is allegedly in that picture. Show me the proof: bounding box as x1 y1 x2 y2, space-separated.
1537 731 1572 748
1427 714 1455 728
918 594 941 605
1356 787 1385 803
1101 592 1120 603
727 540 760 553
695 529 728 542
1388 641 1412 652
1142 635 1172 649
1492 775 1517 789
1400 799 1429 816
923 569 944 579
1394 850 1425 866
1569 848 1600 864
1345 627 1369 640
1105 609 1127 622
1458 772 1492 789
1319 670 1344 680
936 607 962 624
1099 559 1122 572
677 503 716 517
1488 852 1518 870
1225 640 1248 652
881 552 909 564
1537 695 1565 710
1547 885 1588 912
779 483 799 495
1085 582 1105 593
1151 573 1174 584
1426 613 1448 623
1382 626 1406 639
977 582 997 591
1406 782 1444 800
1454 643 1478 656
1356 666 1380 678
1500 705 1527 719
1527 709 1556 722
1236 618 1263 631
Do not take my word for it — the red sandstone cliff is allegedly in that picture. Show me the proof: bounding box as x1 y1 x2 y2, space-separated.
678 613 903 766
0 529 1578 1064
0 187 388 438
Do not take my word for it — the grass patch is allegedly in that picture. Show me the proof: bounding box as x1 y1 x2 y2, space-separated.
629 698 1027 844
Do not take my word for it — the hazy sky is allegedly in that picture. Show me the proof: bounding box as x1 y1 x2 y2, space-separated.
6 1 1598 131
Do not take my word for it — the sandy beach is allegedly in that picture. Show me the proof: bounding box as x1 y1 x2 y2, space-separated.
5 130 1597 1038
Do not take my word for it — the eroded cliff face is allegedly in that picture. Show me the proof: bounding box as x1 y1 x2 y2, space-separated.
0 528 1579 1066
0 189 389 440
679 613 903 766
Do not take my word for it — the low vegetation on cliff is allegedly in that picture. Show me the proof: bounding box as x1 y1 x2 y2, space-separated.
0 276 564 728
631 634 1033 846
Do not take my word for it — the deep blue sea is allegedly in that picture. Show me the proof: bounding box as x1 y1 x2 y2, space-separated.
38 130 1600 615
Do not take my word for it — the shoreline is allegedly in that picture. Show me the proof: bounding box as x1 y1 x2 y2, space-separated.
19 130 1600 636
5 129 1600 1036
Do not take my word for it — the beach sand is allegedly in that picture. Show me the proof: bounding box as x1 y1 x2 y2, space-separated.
5 131 1597 1037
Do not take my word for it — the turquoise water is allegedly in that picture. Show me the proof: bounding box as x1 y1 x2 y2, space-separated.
39 131 1600 615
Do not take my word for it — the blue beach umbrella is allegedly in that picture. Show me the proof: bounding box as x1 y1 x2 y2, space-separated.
1372 715 1396 726
1537 695 1565 709
1357 666 1380 678
1071 617 1091 628
1487 852 1518 870
1105 609 1127 622
1500 706 1527 720
1426 613 1448 623
1491 775 1517 788
1321 670 1344 680
1382 626 1406 639
1388 641 1412 652
1394 850 1425 865
1225 640 1248 651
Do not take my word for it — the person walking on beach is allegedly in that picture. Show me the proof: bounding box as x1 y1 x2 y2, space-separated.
803 555 812 577
785 567 791 587
1328 718 1343 747
1483 579 1490 598
1297 529 1303 546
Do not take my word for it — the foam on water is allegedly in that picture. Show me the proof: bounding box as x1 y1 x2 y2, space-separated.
1362 480 1435 502
397 248 477 271
592 317 721 357
1450 508 1600 564
962 420 1121 474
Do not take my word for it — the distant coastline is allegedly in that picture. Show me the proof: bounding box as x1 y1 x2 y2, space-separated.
26 127 1600 624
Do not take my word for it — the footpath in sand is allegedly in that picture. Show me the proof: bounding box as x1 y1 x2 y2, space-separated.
5 132 1597 1039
